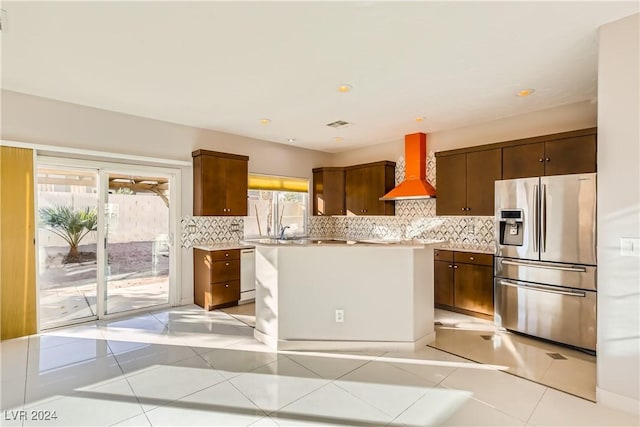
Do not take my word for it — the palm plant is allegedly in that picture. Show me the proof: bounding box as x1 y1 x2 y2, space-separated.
39 206 98 262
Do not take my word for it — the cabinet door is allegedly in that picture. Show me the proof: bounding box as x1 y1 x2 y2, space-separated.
544 135 596 176
454 263 494 316
466 149 502 216
313 169 345 216
502 143 544 179
345 168 365 215
198 155 227 215
225 157 248 216
362 165 394 215
434 260 454 307
436 153 466 215
325 170 346 215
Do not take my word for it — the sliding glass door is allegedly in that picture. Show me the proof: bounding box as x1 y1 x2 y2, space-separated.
37 159 177 329
37 166 100 329
104 173 171 315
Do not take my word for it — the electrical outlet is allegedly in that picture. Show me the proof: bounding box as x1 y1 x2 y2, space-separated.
335 309 344 323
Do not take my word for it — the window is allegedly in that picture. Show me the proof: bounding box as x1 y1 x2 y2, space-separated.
245 174 308 238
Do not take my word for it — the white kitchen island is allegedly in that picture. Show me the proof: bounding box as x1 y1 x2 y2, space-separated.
249 239 441 351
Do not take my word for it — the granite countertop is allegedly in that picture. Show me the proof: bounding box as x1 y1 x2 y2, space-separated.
193 242 255 251
242 237 446 248
433 242 496 255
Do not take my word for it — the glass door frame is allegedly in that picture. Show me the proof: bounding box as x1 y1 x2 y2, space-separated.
36 156 181 329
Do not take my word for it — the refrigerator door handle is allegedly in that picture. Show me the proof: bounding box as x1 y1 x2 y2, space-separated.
499 279 586 297
541 184 547 253
500 258 587 272
533 184 539 253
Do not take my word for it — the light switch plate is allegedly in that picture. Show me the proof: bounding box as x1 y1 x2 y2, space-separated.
620 237 640 257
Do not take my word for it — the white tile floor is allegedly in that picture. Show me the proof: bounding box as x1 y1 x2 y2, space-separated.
1 305 638 427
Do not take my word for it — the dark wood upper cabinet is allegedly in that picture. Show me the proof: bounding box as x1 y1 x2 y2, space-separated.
436 149 501 216
502 142 545 179
435 153 466 216
466 149 502 215
503 132 596 179
345 161 395 216
192 150 249 216
312 167 345 216
544 135 596 176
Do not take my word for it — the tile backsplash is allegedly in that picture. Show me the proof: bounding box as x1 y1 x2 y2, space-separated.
181 150 495 249
181 216 244 249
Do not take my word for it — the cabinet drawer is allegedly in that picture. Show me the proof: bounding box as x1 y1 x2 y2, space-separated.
454 252 493 266
210 280 240 307
211 249 240 262
434 249 454 262
211 259 240 282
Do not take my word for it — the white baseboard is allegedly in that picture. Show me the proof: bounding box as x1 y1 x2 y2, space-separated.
180 297 194 306
597 387 640 416
253 330 436 352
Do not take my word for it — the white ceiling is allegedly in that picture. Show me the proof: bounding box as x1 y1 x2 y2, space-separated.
1 1 638 153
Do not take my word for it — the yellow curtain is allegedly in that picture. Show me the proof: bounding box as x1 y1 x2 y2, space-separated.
248 174 308 193
0 146 37 340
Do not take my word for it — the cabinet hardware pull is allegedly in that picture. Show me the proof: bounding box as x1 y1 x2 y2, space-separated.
225 284 229 288
225 253 229 257
469 257 474 260
225 262 229 266
545 158 550 162
539 158 544 162
461 207 465 211
453 265 458 269
448 265 453 268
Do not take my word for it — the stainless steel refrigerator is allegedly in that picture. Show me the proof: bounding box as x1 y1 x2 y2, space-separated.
494 173 597 351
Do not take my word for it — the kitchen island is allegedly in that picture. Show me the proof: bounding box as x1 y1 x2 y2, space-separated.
248 238 442 351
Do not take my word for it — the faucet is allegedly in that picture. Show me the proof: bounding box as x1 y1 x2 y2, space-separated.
279 225 291 240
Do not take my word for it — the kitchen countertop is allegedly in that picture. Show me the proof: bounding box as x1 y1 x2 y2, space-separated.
243 237 446 248
433 242 495 255
193 242 255 251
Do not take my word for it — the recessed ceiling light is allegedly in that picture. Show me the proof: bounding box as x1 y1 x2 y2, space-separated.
415 116 425 122
338 84 353 93
517 89 535 97
334 137 343 142
287 138 295 142
260 118 271 124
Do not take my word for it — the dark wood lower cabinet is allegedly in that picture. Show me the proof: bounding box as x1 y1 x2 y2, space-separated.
453 263 494 316
194 248 240 310
434 260 454 307
433 249 494 319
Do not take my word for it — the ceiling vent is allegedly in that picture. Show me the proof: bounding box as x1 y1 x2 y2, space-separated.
326 120 352 128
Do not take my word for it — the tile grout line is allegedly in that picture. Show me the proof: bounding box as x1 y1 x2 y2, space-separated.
105 339 150 426
525 386 549 426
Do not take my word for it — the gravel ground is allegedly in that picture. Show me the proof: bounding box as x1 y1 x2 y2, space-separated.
40 241 169 289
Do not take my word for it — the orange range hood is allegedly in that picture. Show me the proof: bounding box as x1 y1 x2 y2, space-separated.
380 132 436 200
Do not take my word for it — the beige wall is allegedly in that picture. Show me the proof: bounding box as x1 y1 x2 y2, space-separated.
596 13 640 414
331 101 597 166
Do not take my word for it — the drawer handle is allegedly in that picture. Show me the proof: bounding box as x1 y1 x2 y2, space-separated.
225 284 229 288
453 265 458 269
225 262 230 266
225 253 229 257
448 265 453 268
469 256 474 260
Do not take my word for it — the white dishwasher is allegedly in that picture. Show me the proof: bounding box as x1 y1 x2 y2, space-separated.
240 248 256 303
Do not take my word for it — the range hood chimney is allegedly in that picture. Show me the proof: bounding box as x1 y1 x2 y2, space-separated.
380 132 436 200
